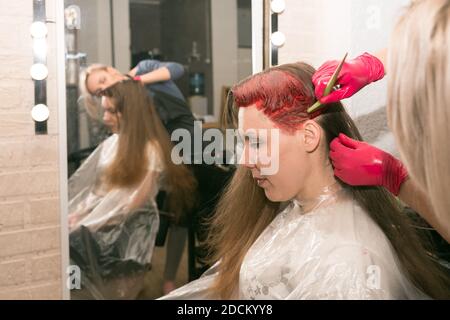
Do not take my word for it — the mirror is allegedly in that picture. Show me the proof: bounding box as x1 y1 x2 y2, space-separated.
64 0 256 299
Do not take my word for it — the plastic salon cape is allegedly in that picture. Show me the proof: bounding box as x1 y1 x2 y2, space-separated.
161 187 427 300
68 134 163 299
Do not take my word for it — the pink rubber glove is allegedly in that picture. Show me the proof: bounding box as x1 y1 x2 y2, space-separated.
330 133 408 196
312 52 385 104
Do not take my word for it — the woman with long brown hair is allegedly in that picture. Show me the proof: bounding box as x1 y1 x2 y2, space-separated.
162 62 450 300
68 80 196 299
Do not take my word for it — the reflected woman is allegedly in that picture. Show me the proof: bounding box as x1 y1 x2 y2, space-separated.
69 80 196 299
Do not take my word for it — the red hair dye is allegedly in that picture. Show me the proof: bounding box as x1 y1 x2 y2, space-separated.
231 63 322 132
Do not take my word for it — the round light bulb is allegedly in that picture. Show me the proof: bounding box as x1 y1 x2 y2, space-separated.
30 21 48 38
271 31 286 47
31 104 49 122
271 0 285 14
30 63 48 80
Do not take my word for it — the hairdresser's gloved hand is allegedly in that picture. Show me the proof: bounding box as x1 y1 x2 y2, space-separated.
330 133 408 196
312 52 385 104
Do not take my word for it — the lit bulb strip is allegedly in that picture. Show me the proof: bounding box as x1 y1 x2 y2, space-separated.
271 5 279 66
32 0 48 134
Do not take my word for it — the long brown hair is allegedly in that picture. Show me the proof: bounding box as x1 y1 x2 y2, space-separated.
207 62 450 299
103 80 196 219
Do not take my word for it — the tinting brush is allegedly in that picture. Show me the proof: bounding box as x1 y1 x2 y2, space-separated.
308 52 348 114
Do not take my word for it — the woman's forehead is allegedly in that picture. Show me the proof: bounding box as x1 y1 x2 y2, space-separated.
91 69 108 79
86 70 108 94
87 71 102 87
101 96 115 108
238 105 273 130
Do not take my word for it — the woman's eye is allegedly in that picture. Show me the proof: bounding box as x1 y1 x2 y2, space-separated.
250 141 261 149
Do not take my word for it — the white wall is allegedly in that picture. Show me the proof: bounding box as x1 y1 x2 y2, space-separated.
251 0 264 73
112 0 131 72
96 0 113 66
67 0 130 72
211 0 239 119
277 0 410 155
278 0 351 69
66 0 100 63
238 48 252 81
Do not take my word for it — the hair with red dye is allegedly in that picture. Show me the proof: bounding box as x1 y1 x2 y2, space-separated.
231 62 321 132
208 62 450 299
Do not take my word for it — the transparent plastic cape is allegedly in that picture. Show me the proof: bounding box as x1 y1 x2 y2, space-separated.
68 134 163 299
161 184 428 300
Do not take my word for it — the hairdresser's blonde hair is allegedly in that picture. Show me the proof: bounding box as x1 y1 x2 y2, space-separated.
79 64 109 120
387 0 450 236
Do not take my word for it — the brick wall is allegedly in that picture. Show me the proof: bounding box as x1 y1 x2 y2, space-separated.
0 0 63 299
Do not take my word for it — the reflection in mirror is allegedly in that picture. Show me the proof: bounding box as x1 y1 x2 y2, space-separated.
64 0 253 299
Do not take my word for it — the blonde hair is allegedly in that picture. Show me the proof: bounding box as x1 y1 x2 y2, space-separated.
79 64 109 120
387 0 450 233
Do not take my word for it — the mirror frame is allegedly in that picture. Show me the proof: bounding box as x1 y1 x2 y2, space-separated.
55 0 70 299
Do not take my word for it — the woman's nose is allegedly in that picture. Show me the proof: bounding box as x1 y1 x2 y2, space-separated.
103 112 111 123
242 158 256 169
240 144 258 169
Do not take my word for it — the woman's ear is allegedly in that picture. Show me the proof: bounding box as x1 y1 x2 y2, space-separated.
301 120 322 153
